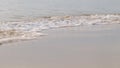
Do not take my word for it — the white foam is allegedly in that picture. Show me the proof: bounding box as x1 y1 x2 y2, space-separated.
0 14 120 44
0 31 44 44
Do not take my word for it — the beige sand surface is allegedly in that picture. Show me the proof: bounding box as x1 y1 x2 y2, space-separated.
0 25 120 68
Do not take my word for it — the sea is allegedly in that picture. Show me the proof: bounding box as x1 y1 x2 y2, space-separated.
0 0 120 44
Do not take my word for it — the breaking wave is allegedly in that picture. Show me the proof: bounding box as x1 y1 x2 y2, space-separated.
0 14 120 44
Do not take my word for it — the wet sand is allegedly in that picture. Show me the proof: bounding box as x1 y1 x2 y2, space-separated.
0 25 120 68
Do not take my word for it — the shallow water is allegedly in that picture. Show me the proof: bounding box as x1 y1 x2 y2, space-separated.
0 0 120 44
0 0 120 21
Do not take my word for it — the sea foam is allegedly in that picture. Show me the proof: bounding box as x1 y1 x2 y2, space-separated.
0 14 120 44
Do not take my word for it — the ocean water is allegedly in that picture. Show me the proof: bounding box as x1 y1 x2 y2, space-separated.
0 0 120 44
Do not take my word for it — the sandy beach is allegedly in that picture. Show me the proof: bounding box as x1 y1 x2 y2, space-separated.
0 25 120 68
0 0 120 68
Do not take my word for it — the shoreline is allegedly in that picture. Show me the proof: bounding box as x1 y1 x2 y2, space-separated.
1 24 120 46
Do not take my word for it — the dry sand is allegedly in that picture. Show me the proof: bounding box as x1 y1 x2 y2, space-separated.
0 25 120 68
